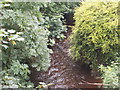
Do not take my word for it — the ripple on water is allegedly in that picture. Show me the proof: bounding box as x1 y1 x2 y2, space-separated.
48 68 59 75
54 85 68 88
56 78 65 83
48 73 61 80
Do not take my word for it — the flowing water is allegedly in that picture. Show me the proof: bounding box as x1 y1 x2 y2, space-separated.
30 28 103 90
30 14 103 89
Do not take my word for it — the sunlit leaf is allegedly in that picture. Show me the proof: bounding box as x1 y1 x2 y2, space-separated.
11 40 16 45
16 38 24 41
8 30 15 33
2 44 8 49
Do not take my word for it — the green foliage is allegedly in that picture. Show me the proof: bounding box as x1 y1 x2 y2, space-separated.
40 2 80 39
99 52 120 88
1 1 79 88
0 29 24 48
70 2 119 68
99 60 120 88
1 2 51 71
40 2 80 16
0 60 34 88
1 1 51 88
43 15 67 39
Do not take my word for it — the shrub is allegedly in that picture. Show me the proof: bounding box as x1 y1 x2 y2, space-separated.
40 2 80 39
0 60 34 88
99 61 120 88
1 2 51 71
0 1 80 88
70 2 119 68
99 52 120 88
0 2 51 88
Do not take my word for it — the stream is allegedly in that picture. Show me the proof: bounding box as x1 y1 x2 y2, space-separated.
30 14 103 90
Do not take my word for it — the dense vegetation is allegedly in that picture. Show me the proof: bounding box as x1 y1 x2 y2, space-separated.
70 2 119 88
0 1 79 88
0 2 51 88
0 0 119 89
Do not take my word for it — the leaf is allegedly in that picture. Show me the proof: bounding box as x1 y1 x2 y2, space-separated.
2 44 8 49
0 34 6 37
16 38 24 41
16 32 23 35
11 40 16 45
8 30 15 33
31 63 39 67
2 40 8 44
3 4 11 7
4 0 13 2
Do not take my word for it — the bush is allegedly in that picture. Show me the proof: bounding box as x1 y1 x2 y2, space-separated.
70 2 119 68
1 2 51 71
0 2 51 88
0 1 80 88
40 2 80 39
99 61 120 88
0 60 34 88
99 52 120 88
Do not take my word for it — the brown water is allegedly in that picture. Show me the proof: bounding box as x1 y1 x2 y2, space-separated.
30 27 103 90
30 14 103 89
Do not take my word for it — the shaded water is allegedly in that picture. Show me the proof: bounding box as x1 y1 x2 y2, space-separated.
30 14 103 89
30 28 102 89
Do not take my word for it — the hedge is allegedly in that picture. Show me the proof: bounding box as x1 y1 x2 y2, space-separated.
70 2 119 68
